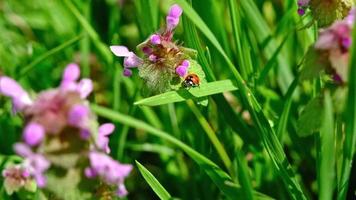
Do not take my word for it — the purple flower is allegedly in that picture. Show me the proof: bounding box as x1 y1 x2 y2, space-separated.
85 151 132 197
297 0 310 16
68 104 90 128
14 143 50 188
142 46 153 55
2 165 34 195
97 123 115 154
166 4 183 30
148 54 158 62
60 64 93 98
175 60 190 77
297 0 310 6
0 76 32 112
23 122 45 146
150 34 161 45
346 8 356 26
110 46 143 77
77 78 93 99
123 68 133 77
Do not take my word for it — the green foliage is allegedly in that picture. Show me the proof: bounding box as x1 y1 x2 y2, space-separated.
297 96 324 137
0 0 355 199
136 161 172 200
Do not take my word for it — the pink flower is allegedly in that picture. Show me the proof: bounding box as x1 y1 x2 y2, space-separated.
14 143 50 188
97 123 115 154
110 46 143 77
85 151 132 197
0 76 32 112
150 34 161 45
2 165 34 195
297 0 310 16
166 4 183 30
175 60 190 77
60 63 93 98
23 122 45 146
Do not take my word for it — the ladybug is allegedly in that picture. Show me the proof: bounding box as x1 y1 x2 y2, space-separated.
182 73 200 88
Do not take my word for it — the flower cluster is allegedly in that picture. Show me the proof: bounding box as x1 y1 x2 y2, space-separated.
110 4 198 93
2 164 36 195
297 0 310 16
0 63 132 198
298 0 353 27
314 8 355 83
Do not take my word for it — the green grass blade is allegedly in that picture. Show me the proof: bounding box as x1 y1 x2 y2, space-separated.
134 80 237 106
63 0 112 64
175 1 306 199
187 100 232 173
176 1 306 199
19 34 84 77
318 91 335 200
135 161 172 200
235 151 254 200
91 104 241 198
276 77 298 140
227 0 247 79
257 36 289 85
239 0 294 92
337 19 356 200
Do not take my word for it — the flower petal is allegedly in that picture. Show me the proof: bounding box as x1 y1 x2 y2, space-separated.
176 65 188 77
123 53 142 68
116 183 128 197
168 4 183 18
23 122 45 146
110 46 131 57
150 34 161 45
62 63 80 82
68 104 90 127
13 143 33 157
77 78 93 99
123 68 132 77
0 76 26 98
99 123 115 136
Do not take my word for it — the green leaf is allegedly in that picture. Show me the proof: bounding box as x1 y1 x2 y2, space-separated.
134 79 237 106
297 96 324 137
136 161 172 200
337 16 356 200
276 77 299 139
318 91 335 200
299 47 326 81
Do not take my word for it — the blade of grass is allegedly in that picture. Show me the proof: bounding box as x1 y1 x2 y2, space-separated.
239 0 294 92
276 77 298 140
235 151 254 200
227 0 247 79
19 34 84 77
134 80 238 106
182 10 259 145
91 104 274 199
337 19 356 200
63 0 112 64
136 161 172 200
187 100 232 174
318 91 335 200
257 36 289 85
175 1 306 199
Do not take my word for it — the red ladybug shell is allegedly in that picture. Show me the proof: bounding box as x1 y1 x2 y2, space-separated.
182 73 200 88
